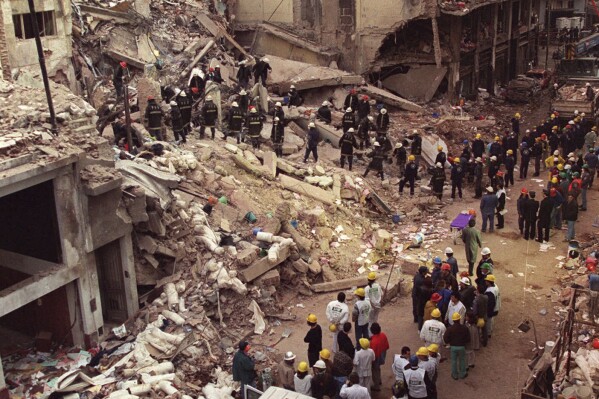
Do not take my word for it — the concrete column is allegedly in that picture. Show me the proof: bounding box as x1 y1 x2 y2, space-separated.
506 0 514 79
431 18 442 68
448 15 463 102
120 233 139 318
66 281 84 347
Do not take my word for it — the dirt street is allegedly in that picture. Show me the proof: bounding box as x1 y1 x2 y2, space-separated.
249 96 597 398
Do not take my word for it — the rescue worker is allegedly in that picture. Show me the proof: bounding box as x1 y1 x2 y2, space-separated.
450 157 464 200
540 133 549 170
365 272 382 326
304 122 319 162
532 138 543 177
517 188 529 235
400 155 418 196
304 314 323 367
294 362 312 396
170 101 185 143
461 218 482 276
363 142 385 180
357 95 370 121
430 162 446 201
472 133 485 159
233 341 257 399
489 136 503 164
586 82 594 101
495 182 506 230
581 164 592 210
326 293 349 353
213 65 224 84
435 146 447 166
288 85 303 108
504 149 515 188
246 108 263 149
339 372 369 399
473 157 483 199
113 61 130 100
511 112 521 136
189 69 205 101
353 341 375 396
443 313 470 380
311 360 335 399
239 90 250 116
339 127 358 171
393 142 407 177
520 142 531 179
585 126 597 152
344 89 359 113
376 129 393 161
176 90 192 135
404 355 432 399
271 117 284 157
252 57 272 85
480 187 498 233
356 115 372 149
200 96 218 139
487 156 499 181
317 101 332 124
524 191 539 240
420 309 446 347
343 108 357 133
274 102 285 122
144 96 163 140
507 132 519 164
409 130 423 166
352 288 371 347
376 108 389 132
236 60 251 89
484 275 501 339
537 190 553 243
227 101 244 144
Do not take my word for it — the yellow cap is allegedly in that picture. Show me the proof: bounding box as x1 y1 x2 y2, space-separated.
416 347 429 356
507 149 513 155
319 349 331 360
476 133 481 139
297 361 309 373
359 338 370 349
355 288 365 297
367 271 377 281
485 274 496 282
551 177 558 183
431 308 441 318
329 324 337 332
551 114 556 119
476 318 486 328
437 146 443 151
452 312 462 321
557 164 564 170
494 136 500 141
307 314 317 323
408 155 415 161
515 113 521 118
427 344 439 353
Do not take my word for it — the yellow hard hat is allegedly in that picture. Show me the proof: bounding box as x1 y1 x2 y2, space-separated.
367 271 377 281
476 318 486 328
484 274 496 282
557 164 564 170
494 136 500 141
431 308 441 318
427 344 439 353
416 347 429 356
476 133 481 139
408 155 415 161
354 288 365 297
551 177 558 183
437 146 443 151
329 324 337 332
552 125 558 130
551 114 556 119
297 361 309 373
359 338 370 349
515 113 521 118
593 126 598 131
452 312 462 321
307 314 317 323
507 149 513 155
319 349 331 360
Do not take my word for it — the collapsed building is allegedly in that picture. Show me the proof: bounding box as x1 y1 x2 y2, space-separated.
233 0 539 101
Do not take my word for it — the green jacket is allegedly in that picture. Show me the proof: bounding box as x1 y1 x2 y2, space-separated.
232 350 256 384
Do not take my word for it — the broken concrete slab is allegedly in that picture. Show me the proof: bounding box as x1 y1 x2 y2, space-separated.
280 174 335 205
262 151 278 178
137 234 158 254
361 84 424 113
382 66 448 103
292 259 310 273
300 207 328 226
237 247 259 266
231 153 273 180
239 243 291 282
143 253 160 269
281 222 312 253
147 211 166 236
294 118 342 148
255 269 280 287
311 275 373 293
373 229 392 250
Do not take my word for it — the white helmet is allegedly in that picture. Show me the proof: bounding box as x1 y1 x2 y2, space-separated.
554 150 560 155
373 141 381 147
526 129 530 133
232 101 239 107
586 82 591 87
290 85 296 89
322 101 329 106
239 60 247 65
348 128 355 133
284 351 296 361
174 88 181 96
346 107 352 113
274 117 280 121
435 162 442 168
240 90 247 95
170 101 177 106
262 57 270 62
445 247 453 254
413 129 418 134
206 95 213 101
574 110 579 115
490 156 497 161
481 247 491 256
309 122 316 128
180 91 187 97
381 109 387 114
475 157 482 162
275 101 282 107
250 108 257 113
368 116 374 122
314 360 326 369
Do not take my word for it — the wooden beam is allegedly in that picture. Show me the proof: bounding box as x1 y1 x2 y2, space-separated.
194 12 253 61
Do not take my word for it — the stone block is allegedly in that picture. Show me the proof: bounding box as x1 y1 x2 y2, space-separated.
263 150 277 178
277 159 297 174
309 260 322 275
292 259 310 273
147 211 166 236
282 143 298 155
156 245 176 258
314 165 326 176
321 264 336 282
315 226 333 250
143 253 160 269
137 234 157 254
243 150 261 165
124 187 148 223
301 207 328 227
237 247 259 266
256 269 280 287
373 229 392 250
224 143 239 154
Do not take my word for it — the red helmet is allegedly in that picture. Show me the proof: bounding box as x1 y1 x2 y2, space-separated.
350 89 356 94
362 95 369 101
147 95 154 100
541 133 547 139
209 67 214 72
521 188 528 194
191 87 199 93
431 293 442 302
441 263 451 271
119 61 127 68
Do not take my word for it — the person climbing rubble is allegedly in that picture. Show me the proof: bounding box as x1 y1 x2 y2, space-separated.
236 60 251 89
304 122 320 163
253 57 272 85
317 101 332 124
175 89 192 136
169 101 185 143
393 141 407 177
288 85 303 108
343 107 357 134
357 115 374 150
363 142 385 181
113 61 130 100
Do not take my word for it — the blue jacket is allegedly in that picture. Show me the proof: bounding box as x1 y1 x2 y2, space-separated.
480 193 498 215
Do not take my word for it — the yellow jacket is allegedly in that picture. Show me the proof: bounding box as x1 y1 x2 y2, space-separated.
545 155 565 168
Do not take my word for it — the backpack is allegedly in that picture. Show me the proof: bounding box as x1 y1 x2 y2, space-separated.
392 379 407 398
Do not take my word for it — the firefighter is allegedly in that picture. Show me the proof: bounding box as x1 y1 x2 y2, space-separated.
343 108 356 133
227 101 244 144
317 101 332 124
357 115 373 150
170 101 185 143
288 85 303 108
357 95 370 121
271 117 285 157
200 96 218 140
176 90 192 135
304 122 319 162
246 108 263 149
363 142 385 181
376 108 389 132
450 157 465 200
236 60 251 89
399 155 418 196
339 127 358 171
144 96 163 140
344 89 359 113
113 61 130 100
393 142 407 177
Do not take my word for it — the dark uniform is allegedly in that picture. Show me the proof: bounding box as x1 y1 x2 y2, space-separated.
288 88 303 108
430 166 446 200
344 92 359 113
363 145 385 180
144 98 163 140
317 105 332 123
339 130 358 170
409 134 423 166
520 144 531 179
474 161 483 198
304 127 319 162
113 63 129 99
246 112 263 149
342 111 356 133
451 162 464 199
523 193 539 240
472 138 485 159
176 92 192 135
271 120 285 157
239 93 250 116
356 117 372 149
189 74 205 101
532 140 542 176
170 102 185 142
200 99 218 139
236 63 251 89
376 111 389 132
400 160 418 195
227 105 244 144
252 59 272 85
357 98 370 121
504 154 515 187
393 144 407 177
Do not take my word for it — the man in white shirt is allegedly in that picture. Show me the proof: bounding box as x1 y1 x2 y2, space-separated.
420 308 446 346
391 346 411 383
365 272 383 326
353 338 375 394
352 288 371 348
326 292 349 352
445 292 466 326
340 372 370 399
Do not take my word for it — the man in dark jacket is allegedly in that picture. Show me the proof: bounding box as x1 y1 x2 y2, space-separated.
563 194 578 241
472 133 485 159
435 146 447 166
532 138 543 177
239 90 250 116
169 101 185 143
271 117 284 157
227 101 244 144
489 136 503 164
337 322 355 359
344 89 359 112
317 101 332 124
394 142 408 177
357 95 370 121
288 85 303 108
523 191 539 240
304 122 319 162
246 108 263 149
430 162 446 201
537 190 553 243
480 187 499 233
304 314 323 366
175 90 192 135
520 142 531 179
442 313 470 380
356 116 372 150
252 57 272 85
339 128 358 171
236 60 251 89
473 157 483 198
113 61 130 100
232 341 257 399
342 108 356 134
400 155 418 196
144 96 163 140
517 188 529 235
412 266 428 323
409 130 423 166
363 142 385 180
376 108 389 132
512 113 521 136
450 157 464 200
504 150 515 188
200 96 218 139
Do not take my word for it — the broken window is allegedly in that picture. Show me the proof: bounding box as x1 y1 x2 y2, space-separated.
12 11 56 40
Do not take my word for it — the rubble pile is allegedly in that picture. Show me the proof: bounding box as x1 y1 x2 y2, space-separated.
557 84 596 101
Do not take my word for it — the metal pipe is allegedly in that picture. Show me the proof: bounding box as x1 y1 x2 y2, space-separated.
28 0 58 135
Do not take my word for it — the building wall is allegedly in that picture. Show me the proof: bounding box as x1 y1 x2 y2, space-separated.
235 0 293 23
1 0 74 84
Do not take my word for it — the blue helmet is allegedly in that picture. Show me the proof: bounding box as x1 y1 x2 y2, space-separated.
521 142 528 148
433 256 442 264
463 139 469 144
409 355 419 367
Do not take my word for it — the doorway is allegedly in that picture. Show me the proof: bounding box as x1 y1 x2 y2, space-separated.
96 240 127 323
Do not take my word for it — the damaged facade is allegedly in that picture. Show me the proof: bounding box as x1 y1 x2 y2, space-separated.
0 0 76 88
234 0 539 101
